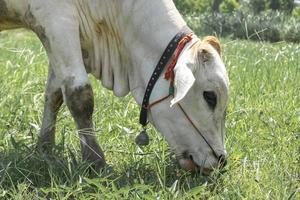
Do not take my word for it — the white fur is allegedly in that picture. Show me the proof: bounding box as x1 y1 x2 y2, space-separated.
1 0 229 170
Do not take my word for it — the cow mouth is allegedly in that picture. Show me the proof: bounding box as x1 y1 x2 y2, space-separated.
177 152 213 176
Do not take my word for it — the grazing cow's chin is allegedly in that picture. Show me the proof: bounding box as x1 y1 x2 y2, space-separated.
178 158 213 175
176 152 220 175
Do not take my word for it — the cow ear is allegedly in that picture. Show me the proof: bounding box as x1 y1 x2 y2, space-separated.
170 64 195 107
203 36 221 55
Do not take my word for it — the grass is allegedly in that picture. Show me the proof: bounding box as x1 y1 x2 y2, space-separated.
0 29 299 199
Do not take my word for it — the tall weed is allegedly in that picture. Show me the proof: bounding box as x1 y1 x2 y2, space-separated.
186 10 300 43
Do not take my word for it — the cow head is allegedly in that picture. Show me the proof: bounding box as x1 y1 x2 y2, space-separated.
149 36 229 175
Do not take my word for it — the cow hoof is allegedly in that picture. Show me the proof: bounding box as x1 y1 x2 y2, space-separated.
36 140 54 154
135 131 150 146
93 158 106 170
86 159 108 177
84 153 106 171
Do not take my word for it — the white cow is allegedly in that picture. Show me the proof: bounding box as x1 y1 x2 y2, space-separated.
0 0 229 175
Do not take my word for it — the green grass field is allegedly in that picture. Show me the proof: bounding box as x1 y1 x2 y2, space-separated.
0 30 299 199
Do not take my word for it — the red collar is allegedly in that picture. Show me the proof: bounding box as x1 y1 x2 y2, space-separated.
164 33 194 81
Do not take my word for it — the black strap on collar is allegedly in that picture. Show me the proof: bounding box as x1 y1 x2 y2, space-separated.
139 29 192 127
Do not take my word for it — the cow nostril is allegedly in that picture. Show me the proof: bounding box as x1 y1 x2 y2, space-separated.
218 154 227 168
189 154 194 161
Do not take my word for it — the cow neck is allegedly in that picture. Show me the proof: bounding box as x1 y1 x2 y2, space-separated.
139 29 193 127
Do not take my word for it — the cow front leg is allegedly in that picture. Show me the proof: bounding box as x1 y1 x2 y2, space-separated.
37 68 63 152
63 80 106 170
28 8 106 169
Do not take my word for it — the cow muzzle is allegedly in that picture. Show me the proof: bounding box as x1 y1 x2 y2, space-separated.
177 151 227 175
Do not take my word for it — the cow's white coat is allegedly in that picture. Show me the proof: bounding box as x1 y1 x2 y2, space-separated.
0 0 229 171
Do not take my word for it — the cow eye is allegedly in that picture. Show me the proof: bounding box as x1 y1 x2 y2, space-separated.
203 91 217 109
